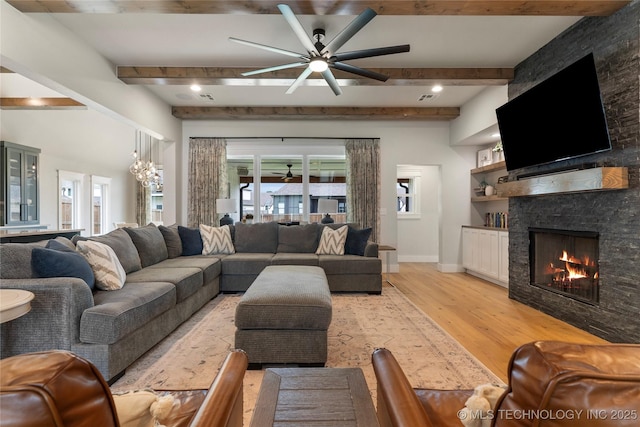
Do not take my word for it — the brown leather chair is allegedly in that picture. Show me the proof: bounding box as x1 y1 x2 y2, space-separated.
372 341 640 427
0 349 248 427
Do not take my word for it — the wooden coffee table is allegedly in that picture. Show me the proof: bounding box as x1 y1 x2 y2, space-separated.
250 367 379 427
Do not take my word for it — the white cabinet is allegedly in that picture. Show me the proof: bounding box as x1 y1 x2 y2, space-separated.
462 226 508 287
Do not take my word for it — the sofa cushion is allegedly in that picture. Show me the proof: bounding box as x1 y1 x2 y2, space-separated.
0 242 47 279
200 224 235 255
221 253 274 275
76 240 127 291
126 267 203 303
318 254 382 275
178 226 203 256
233 222 278 253
149 256 221 286
32 246 95 290
124 223 168 268
277 223 319 253
81 281 176 344
82 228 142 274
316 225 348 255
271 253 319 266
345 226 372 256
158 224 183 259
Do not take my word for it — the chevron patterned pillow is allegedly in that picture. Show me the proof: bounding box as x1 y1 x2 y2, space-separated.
200 224 235 255
76 240 126 291
316 225 348 255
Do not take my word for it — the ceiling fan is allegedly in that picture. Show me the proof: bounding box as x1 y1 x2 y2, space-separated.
229 4 410 96
274 164 297 182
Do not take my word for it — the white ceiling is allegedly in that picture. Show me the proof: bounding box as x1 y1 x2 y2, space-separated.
42 11 581 108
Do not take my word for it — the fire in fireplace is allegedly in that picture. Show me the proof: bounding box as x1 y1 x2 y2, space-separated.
529 228 599 304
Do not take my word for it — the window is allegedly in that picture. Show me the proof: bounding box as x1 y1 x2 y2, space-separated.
58 170 84 231
91 175 111 235
151 168 163 224
227 140 346 224
397 166 421 219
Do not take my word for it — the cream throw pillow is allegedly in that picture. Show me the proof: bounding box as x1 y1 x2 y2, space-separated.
76 240 126 290
200 224 235 255
316 225 348 255
112 390 177 427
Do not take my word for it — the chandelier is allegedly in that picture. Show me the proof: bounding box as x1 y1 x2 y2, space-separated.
129 130 161 188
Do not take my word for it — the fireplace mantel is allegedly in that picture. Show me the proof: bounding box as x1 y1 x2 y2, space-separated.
496 167 628 198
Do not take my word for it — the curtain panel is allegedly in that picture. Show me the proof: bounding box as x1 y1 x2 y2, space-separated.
187 138 228 227
345 138 381 242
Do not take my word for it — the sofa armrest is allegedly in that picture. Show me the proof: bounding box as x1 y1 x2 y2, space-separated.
189 349 248 427
0 278 94 357
364 241 379 257
372 348 433 427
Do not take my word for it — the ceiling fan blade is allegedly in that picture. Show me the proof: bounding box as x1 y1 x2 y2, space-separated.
229 37 309 60
333 44 410 62
277 4 319 55
242 62 308 76
321 7 377 55
332 62 389 82
285 66 313 94
321 69 343 96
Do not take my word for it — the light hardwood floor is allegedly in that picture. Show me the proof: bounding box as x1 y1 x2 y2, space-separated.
389 263 608 383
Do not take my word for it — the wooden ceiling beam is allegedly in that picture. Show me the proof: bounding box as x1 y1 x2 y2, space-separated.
172 106 460 120
6 1 629 16
0 97 86 110
117 66 514 86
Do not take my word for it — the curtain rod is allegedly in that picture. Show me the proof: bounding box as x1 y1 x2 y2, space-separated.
190 137 379 141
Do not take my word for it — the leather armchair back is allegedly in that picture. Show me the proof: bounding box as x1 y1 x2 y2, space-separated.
495 341 640 427
0 350 118 427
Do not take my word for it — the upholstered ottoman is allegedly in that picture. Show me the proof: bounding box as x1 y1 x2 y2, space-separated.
234 265 332 366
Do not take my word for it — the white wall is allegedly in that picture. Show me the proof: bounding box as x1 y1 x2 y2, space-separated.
0 109 137 234
181 120 477 271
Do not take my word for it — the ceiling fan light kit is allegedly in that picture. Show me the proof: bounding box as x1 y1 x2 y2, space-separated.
229 4 410 96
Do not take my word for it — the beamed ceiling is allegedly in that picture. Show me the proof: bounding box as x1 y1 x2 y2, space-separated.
3 1 630 121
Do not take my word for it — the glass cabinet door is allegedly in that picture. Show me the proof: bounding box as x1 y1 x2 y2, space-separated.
2 142 40 226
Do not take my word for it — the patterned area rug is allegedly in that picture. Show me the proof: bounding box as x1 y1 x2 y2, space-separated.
111 286 502 423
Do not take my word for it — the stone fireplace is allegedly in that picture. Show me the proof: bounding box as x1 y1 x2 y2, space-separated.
502 2 640 343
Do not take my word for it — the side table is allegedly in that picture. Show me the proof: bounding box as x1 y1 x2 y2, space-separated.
0 289 35 323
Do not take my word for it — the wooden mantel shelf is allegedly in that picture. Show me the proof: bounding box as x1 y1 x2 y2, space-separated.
496 167 628 197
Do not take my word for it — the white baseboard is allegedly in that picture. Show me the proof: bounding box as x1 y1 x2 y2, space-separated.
397 255 438 263
437 263 465 273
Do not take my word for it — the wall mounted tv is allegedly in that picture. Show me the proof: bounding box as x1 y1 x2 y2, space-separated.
496 53 611 172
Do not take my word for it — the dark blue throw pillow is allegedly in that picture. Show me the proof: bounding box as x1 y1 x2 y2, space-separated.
32 247 95 289
178 225 203 256
345 226 372 256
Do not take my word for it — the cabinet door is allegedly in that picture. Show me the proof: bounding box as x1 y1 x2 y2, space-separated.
462 227 481 271
478 230 499 278
2 143 40 226
6 146 24 224
499 231 509 283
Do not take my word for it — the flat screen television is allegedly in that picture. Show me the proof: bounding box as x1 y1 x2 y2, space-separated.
496 53 612 172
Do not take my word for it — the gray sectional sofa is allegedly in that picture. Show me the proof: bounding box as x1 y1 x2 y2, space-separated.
0 221 380 382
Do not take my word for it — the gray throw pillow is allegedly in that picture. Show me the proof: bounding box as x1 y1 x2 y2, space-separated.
277 223 319 253
234 222 278 253
158 224 183 258
124 223 168 267
87 228 142 274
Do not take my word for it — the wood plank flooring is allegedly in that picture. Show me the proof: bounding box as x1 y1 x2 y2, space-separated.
389 263 608 383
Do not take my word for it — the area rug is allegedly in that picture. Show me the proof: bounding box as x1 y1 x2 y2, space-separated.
111 287 502 424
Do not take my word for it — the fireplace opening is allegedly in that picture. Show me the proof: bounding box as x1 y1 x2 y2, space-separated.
529 228 599 305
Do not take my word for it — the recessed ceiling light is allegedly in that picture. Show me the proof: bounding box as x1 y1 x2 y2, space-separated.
190 84 202 92
431 85 443 93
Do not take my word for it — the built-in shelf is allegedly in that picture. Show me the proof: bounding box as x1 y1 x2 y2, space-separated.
471 195 508 202
496 167 628 198
470 160 506 175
